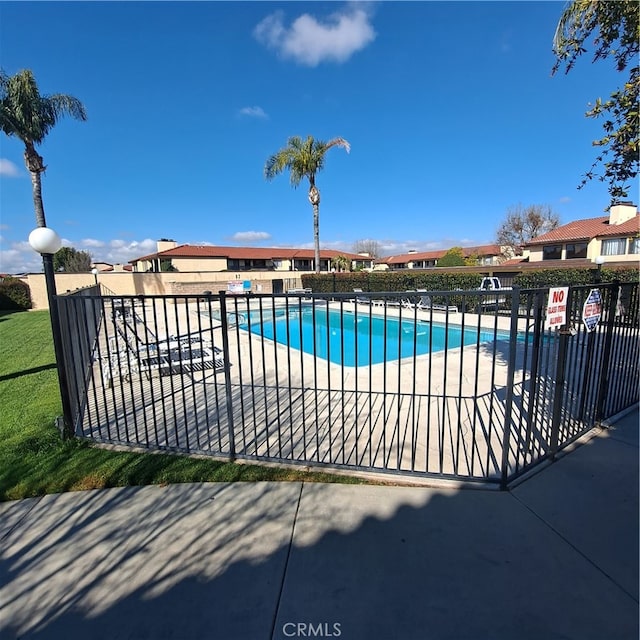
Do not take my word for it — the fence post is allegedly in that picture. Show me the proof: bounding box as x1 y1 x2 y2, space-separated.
595 281 619 422
499 286 521 489
218 291 236 459
43 256 75 439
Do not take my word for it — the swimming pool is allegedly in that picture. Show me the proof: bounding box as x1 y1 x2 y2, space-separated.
237 306 506 367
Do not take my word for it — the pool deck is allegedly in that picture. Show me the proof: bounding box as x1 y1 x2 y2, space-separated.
84 299 548 481
1 406 637 639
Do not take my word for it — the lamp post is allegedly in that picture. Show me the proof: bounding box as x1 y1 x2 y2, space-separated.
28 227 74 439
91 267 98 287
594 255 605 284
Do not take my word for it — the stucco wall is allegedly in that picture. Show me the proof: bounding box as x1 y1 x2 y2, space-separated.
527 240 638 264
25 271 305 310
160 257 229 272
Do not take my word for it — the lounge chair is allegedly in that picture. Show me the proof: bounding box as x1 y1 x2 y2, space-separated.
287 287 312 297
353 288 370 304
139 344 226 378
105 312 228 382
401 291 417 309
415 295 459 313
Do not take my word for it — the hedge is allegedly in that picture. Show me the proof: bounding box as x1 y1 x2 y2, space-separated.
301 271 481 294
0 278 32 310
301 266 639 294
514 266 639 288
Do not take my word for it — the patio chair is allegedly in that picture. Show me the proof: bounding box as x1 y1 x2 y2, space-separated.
401 291 416 309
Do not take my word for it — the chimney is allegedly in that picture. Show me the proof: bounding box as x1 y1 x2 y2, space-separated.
157 238 178 253
609 201 637 225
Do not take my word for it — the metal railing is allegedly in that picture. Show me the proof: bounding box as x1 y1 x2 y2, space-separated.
55 282 639 487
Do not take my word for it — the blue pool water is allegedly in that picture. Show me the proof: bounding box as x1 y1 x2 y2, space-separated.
238 307 506 367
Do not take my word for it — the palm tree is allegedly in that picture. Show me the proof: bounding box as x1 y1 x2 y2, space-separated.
264 135 350 273
0 68 87 228
331 254 351 272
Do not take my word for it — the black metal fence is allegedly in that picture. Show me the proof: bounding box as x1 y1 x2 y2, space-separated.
55 282 639 487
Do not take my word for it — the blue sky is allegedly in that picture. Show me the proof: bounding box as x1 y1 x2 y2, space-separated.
0 1 623 273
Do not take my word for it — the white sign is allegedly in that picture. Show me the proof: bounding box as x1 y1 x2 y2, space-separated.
582 288 602 332
545 287 569 329
227 280 243 294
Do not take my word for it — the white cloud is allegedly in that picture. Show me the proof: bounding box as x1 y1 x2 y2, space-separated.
238 106 268 119
0 241 43 274
230 231 272 243
376 240 445 256
0 159 20 177
80 238 106 248
254 4 376 66
101 238 158 264
0 237 163 273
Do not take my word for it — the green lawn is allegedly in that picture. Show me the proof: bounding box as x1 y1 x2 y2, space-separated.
0 310 364 501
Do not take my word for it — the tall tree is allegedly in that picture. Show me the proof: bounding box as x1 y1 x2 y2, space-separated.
552 0 639 201
437 247 466 268
0 69 87 228
352 239 382 259
53 246 92 273
264 135 350 273
496 204 560 247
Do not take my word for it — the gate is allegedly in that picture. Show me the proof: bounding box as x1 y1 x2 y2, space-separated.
500 282 639 482
54 282 639 487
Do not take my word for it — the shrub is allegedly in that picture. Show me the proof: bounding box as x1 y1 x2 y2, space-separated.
0 278 32 310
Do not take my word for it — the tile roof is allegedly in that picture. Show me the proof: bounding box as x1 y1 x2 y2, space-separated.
377 244 503 265
525 215 640 246
501 257 528 265
131 245 368 263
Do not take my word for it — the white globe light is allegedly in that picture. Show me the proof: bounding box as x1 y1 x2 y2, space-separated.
28 227 62 254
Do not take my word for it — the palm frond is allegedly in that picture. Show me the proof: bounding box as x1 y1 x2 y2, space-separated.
0 69 86 145
324 137 351 154
264 134 350 187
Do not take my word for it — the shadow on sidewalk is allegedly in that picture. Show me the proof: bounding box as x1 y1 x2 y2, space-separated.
0 426 637 640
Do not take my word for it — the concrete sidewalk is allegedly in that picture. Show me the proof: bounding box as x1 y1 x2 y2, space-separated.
1 409 637 640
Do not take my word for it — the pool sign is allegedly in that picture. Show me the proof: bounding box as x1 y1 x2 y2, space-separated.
227 280 244 294
582 288 602 332
545 287 569 329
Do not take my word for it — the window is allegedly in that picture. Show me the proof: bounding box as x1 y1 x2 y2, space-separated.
565 242 588 259
227 259 240 270
601 238 627 256
159 259 176 272
629 237 640 254
543 245 562 260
